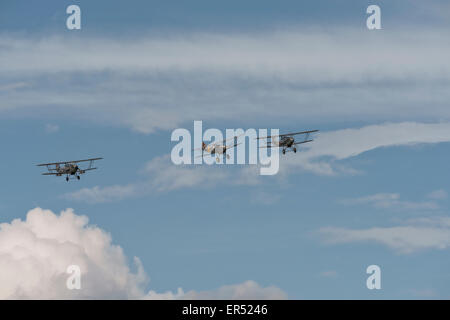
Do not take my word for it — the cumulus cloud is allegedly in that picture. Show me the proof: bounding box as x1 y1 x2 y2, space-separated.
1 28 450 133
145 281 287 300
0 207 147 299
319 217 450 254
0 208 286 299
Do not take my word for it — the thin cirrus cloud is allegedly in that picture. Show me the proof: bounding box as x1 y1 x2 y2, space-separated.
45 123 60 134
64 121 450 203
65 184 140 204
282 121 450 176
338 193 441 211
426 189 448 200
0 207 286 299
319 216 450 254
1 28 450 133
63 155 260 203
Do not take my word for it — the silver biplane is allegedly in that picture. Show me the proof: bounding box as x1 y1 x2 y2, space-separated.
257 130 319 154
194 136 241 163
37 157 103 181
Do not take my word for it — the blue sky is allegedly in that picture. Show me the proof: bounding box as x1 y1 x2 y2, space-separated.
1 0 450 299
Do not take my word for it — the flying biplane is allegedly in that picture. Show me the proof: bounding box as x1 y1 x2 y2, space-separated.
257 130 319 154
37 157 103 181
194 136 241 163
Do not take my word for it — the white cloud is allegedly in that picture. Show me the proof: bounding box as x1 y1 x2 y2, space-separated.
143 155 230 192
427 189 448 200
339 193 439 211
319 217 450 254
64 122 450 202
250 191 282 205
45 123 59 134
0 82 28 92
410 288 438 298
0 207 147 299
284 122 450 175
0 208 286 299
319 271 338 278
145 281 287 300
1 29 450 133
64 185 139 204
64 155 263 202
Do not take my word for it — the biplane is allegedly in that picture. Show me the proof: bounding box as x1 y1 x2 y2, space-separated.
194 136 241 163
37 157 103 181
257 130 319 154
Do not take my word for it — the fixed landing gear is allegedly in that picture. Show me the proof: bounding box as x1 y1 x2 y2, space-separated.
282 149 286 155
293 147 297 153
66 176 69 182
77 176 80 180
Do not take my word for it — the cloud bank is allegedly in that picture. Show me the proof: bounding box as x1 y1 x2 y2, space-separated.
0 208 286 299
1 28 449 133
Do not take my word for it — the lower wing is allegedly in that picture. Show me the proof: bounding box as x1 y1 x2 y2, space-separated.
79 167 97 173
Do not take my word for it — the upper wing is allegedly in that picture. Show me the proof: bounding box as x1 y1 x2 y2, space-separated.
256 130 319 140
280 130 319 137
37 157 103 166
70 157 103 164
79 167 98 173
37 162 64 167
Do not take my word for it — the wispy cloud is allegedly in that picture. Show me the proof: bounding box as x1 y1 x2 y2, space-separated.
409 288 438 298
63 155 264 203
427 189 448 200
283 122 450 176
0 81 28 92
319 217 450 254
64 122 450 202
64 184 139 204
1 28 450 133
339 193 440 211
45 123 59 134
319 271 338 278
